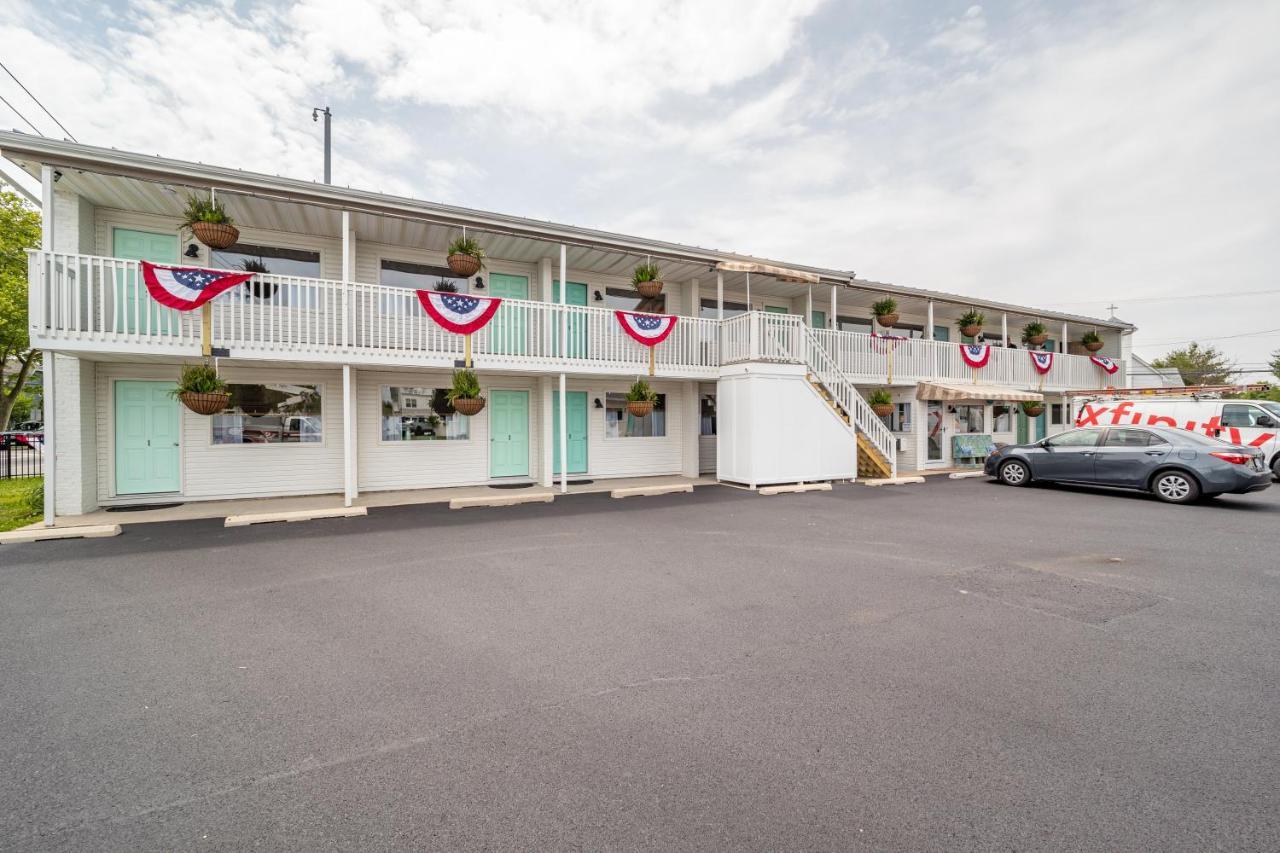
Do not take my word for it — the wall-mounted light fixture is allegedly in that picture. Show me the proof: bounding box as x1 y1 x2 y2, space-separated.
473 275 485 290
184 243 200 258
593 290 603 302
593 398 603 409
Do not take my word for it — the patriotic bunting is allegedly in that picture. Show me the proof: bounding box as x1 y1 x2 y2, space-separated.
958 343 991 368
416 290 503 335
1091 355 1119 375
615 310 678 346
141 261 252 311
1029 350 1054 374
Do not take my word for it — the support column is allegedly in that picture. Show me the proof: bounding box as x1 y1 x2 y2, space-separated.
540 376 554 487
681 381 699 478
926 301 935 340
716 271 724 319
687 277 700 318
805 286 813 327
539 257 554 302
1061 323 1069 354
558 244 568 494
342 365 357 507
1001 313 1009 347
40 165 54 251
830 285 838 329
42 349 56 526
341 211 352 348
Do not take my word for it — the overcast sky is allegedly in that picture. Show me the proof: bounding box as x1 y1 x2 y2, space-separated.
2 0 1277 376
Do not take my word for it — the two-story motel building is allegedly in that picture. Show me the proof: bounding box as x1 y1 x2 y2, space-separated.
2 133 1133 523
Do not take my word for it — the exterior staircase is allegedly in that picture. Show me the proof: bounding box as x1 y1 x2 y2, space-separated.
807 374 895 479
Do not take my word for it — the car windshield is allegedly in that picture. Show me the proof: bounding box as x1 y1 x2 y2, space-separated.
1259 401 1280 419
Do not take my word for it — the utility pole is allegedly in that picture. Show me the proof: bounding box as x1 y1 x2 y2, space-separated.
312 106 332 183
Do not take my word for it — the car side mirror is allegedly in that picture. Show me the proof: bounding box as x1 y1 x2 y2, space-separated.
1257 416 1277 428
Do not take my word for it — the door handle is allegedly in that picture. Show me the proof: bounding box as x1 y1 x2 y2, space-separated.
1144 449 1164 455
1081 450 1095 455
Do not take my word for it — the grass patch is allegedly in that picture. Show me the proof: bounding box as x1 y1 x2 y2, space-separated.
0 477 43 532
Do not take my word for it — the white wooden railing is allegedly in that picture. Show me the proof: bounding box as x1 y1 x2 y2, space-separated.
28 251 1120 394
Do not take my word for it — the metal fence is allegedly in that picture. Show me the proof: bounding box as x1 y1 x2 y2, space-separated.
0 440 44 479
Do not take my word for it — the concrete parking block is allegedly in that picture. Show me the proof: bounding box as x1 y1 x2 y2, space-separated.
224 507 367 527
611 484 695 499
758 483 833 496
948 471 987 480
0 524 121 544
861 476 926 487
449 492 555 509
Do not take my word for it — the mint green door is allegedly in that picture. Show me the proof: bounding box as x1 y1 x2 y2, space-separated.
489 390 530 478
552 280 589 359
1017 410 1029 444
764 305 789 314
114 380 181 495
811 310 827 329
113 229 179 335
552 391 588 475
487 273 529 356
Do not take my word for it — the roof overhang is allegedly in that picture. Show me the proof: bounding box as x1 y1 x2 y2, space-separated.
916 382 1043 402
716 260 821 284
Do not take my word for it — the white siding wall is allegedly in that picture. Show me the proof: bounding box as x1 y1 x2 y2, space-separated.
94 363 344 504
53 355 98 515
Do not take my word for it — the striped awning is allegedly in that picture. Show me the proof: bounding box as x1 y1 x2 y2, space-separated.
916 382 1043 402
716 260 821 284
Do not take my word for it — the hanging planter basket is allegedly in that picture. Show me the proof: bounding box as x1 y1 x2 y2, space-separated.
871 402 894 417
626 400 655 418
1026 333 1048 347
1084 340 1105 352
245 279 279 299
635 280 664 300
875 313 900 329
191 222 240 250
960 324 982 338
451 397 486 416
1022 402 1045 418
179 391 231 416
447 253 482 278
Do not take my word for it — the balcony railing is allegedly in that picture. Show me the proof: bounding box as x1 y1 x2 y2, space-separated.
28 251 1122 389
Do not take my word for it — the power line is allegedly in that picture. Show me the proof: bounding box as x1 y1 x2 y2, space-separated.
0 60 76 141
1044 288 1280 307
0 91 43 135
1132 327 1280 348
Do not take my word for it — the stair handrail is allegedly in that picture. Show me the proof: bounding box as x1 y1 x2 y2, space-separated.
775 315 898 477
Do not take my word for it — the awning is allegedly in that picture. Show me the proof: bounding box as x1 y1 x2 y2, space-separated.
716 260 821 284
916 382 1043 402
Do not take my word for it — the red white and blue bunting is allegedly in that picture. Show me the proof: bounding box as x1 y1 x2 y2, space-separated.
958 343 991 368
416 290 503 335
615 310 677 346
1091 355 1119 375
141 261 252 311
1028 350 1054 374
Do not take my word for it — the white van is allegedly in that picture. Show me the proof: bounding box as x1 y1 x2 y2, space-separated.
1074 397 1280 479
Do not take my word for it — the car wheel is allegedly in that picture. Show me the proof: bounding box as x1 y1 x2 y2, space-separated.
1151 470 1200 504
998 459 1030 487
1271 456 1280 482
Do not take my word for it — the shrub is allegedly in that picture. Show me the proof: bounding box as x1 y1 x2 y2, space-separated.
1082 330 1102 345
1021 321 1048 343
631 262 661 285
625 379 658 403
170 363 227 396
434 280 459 293
956 309 984 329
867 389 893 406
180 194 233 227
447 236 485 259
871 297 897 317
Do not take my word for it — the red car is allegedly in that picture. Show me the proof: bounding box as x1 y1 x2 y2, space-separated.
0 431 43 448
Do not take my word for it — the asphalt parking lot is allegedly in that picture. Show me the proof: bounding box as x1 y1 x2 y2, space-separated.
2 477 1278 851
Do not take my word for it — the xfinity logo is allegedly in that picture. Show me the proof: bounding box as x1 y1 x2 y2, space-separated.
1075 403 1274 448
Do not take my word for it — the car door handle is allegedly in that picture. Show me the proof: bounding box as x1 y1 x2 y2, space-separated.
1144 449 1164 455
1080 450 1095 455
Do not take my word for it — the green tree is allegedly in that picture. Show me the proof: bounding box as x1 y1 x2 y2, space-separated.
1269 348 1280 383
1 188 41 429
1151 342 1234 386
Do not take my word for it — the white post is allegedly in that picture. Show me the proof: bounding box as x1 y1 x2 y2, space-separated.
341 210 352 348
926 300 934 340
540 376 554 487
830 285 838 329
716 271 724 320
559 244 568 493
681 381 699 478
42 350 56 526
687 277 700 318
342 364 356 507
40 165 54 251
745 271 751 308
1001 313 1008 347
1061 322 1069 354
805 285 813 327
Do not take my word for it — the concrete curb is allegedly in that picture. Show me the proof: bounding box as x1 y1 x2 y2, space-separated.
861 476 926 487
948 471 988 480
758 483 833 496
224 507 367 527
611 484 695 499
0 524 121 544
450 493 555 510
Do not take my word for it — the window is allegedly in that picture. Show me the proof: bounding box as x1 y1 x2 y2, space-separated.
606 286 664 314
1045 429 1101 448
211 243 322 307
605 392 666 437
1050 403 1065 425
381 386 469 441
380 259 469 293
1103 428 1165 448
700 298 748 319
932 325 950 342
883 402 912 432
700 394 716 436
836 315 872 334
992 404 1013 433
1222 404 1273 428
953 404 984 433
212 384 322 444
